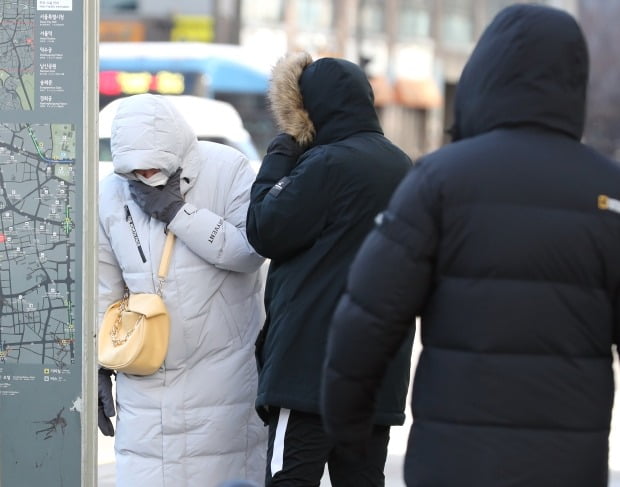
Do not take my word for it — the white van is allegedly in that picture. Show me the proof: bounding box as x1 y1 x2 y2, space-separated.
98 95 261 179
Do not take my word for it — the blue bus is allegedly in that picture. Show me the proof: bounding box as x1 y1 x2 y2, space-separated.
99 42 275 154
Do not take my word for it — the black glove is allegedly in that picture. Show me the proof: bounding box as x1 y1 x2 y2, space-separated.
266 133 307 160
98 367 116 437
128 168 185 224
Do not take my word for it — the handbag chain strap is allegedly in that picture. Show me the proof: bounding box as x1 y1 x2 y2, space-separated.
110 288 133 346
110 231 176 346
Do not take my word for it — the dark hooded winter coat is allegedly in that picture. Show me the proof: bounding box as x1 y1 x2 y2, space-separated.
246 54 414 423
321 5 620 487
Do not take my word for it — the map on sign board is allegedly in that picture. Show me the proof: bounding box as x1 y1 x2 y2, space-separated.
0 0 87 484
0 0 36 110
0 123 76 367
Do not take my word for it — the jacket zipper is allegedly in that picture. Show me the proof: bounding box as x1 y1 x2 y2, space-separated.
125 204 147 263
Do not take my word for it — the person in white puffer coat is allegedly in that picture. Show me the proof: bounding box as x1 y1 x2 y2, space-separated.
97 93 267 487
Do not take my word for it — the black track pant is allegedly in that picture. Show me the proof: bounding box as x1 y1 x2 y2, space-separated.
265 407 390 487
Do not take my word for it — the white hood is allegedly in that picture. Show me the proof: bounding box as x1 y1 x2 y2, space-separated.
110 94 201 185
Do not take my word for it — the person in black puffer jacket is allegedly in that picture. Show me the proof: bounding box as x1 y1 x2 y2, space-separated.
247 52 414 486
321 5 620 487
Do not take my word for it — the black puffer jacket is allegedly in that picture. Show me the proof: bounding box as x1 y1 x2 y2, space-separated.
247 54 414 423
322 5 620 487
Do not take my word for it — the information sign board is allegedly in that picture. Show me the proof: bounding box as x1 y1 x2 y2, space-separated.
0 0 98 484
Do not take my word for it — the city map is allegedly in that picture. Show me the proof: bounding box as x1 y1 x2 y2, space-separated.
0 122 76 367
0 1 84 485
0 0 35 110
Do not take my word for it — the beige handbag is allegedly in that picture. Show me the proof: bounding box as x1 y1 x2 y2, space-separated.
98 231 176 375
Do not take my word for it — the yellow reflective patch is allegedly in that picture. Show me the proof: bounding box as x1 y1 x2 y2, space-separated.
598 194 620 214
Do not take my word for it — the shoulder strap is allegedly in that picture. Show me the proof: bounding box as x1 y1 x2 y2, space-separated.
157 231 176 280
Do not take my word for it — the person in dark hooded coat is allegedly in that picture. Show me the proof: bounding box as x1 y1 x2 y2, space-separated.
246 52 414 486
321 5 620 487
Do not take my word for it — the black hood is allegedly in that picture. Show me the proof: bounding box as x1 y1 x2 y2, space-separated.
299 58 382 146
451 4 589 141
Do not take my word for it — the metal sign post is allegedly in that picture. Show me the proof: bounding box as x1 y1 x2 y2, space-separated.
0 0 98 484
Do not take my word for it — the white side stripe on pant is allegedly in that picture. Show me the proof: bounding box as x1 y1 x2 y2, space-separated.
270 408 291 476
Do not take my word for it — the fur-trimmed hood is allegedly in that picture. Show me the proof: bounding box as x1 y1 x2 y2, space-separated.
268 52 382 147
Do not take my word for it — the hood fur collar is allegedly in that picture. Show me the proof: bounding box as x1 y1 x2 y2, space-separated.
269 52 316 146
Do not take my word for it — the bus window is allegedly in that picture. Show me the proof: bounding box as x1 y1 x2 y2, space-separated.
216 92 274 157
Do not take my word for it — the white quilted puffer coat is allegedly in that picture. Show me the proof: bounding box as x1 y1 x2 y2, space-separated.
98 94 267 487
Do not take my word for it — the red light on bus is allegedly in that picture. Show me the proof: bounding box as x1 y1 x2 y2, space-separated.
99 71 122 96
99 70 185 96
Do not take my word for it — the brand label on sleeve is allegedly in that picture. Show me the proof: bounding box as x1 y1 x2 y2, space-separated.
268 177 291 198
